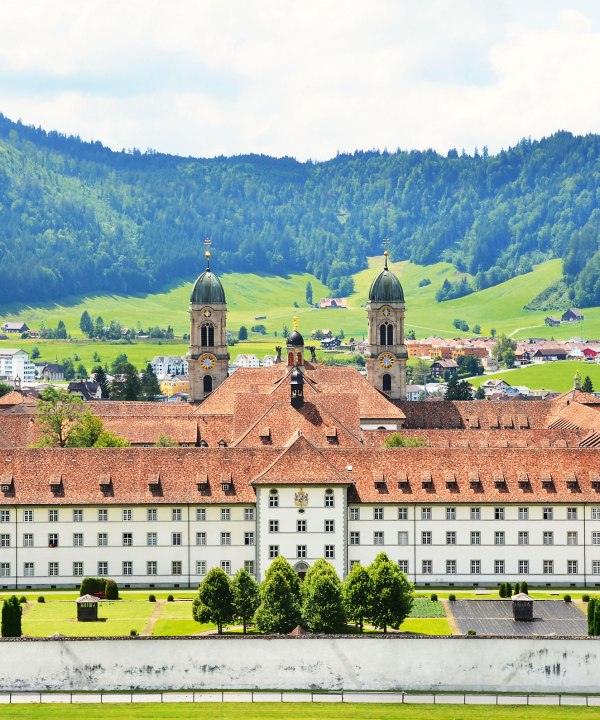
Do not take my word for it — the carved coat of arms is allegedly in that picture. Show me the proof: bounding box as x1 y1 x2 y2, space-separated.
294 489 308 507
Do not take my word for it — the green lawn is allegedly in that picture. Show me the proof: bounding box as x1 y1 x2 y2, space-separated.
0 703 598 720
399 618 452 635
408 599 446 618
468 360 600 393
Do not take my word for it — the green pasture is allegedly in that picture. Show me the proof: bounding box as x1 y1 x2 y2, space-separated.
0 703 598 719
468 360 600 393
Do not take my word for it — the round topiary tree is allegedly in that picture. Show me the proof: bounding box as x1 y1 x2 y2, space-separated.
104 579 119 600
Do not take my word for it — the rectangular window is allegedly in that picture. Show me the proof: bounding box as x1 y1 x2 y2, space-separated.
147 508 157 521
421 507 431 520
122 533 133 547
398 531 409 545
122 509 132 521
374 507 384 520
350 532 360 545
220 561 230 575
446 531 456 545
73 509 83 522
98 561 108 576
244 508 255 521
422 560 432 574
446 507 456 520
325 492 334 508
398 560 409 573
24 562 34 577
592 508 600 521
48 562 59 577
269 545 279 559
567 531 578 546
98 509 108 522
470 507 481 521
398 507 408 520
518 531 529 545
592 532 600 545
324 520 334 533
494 507 504 521
147 532 157 547
324 545 334 559
297 520 307 533
592 560 600 575
220 532 231 546
269 520 279 533
98 533 108 547
471 560 481 574
244 560 255 575
269 493 279 508
567 560 578 575
147 561 157 576
543 507 553 520
518 507 529 521
244 532 254 546
495 560 505 574
421 531 432 545
519 560 529 574
494 531 505 545
48 509 58 522
374 531 384 545
543 531 554 545
123 561 133 576
196 508 206 521
73 533 83 548
48 533 58 548
297 545 307 558
196 532 206 546
23 510 32 523
350 508 360 521
172 508 182 522
172 532 182 546
0 563 10 577
567 507 578 520
446 560 456 574
23 533 33 548
543 560 554 574
0 534 10 548
196 560 207 576
221 508 231 521
172 561 183 575
470 531 480 545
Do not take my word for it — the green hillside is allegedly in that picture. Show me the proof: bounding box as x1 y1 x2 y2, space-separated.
468 361 600 394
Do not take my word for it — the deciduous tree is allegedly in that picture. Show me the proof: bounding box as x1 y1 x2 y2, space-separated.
302 559 345 633
232 568 260 634
343 563 372 632
193 568 235 634
254 556 302 634
368 552 413 633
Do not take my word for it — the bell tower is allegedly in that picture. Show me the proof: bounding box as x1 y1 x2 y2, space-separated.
365 246 407 400
188 240 229 403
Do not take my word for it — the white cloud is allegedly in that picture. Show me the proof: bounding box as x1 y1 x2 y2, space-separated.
0 1 598 159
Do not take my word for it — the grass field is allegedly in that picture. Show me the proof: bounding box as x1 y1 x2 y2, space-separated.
467 360 600 393
0 703 598 719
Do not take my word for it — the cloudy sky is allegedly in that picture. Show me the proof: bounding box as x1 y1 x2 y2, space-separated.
1 0 599 160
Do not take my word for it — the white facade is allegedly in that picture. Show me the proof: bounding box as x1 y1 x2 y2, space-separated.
0 348 35 384
150 356 189 376
234 354 261 368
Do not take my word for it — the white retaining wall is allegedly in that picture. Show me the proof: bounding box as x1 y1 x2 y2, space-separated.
0 637 599 693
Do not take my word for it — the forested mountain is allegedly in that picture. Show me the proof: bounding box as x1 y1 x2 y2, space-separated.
0 113 598 306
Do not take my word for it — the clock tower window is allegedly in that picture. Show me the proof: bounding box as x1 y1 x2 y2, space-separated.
201 323 215 347
379 322 394 346
203 376 213 394
382 374 392 394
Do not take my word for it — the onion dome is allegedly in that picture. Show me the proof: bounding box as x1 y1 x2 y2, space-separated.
368 251 404 303
287 316 304 346
190 246 226 305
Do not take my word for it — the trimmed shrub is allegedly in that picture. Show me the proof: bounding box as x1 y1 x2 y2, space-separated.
588 598 599 636
582 594 590 603
37 596 45 603
520 581 528 595
514 582 521 595
1 596 22 637
564 594 572 603
104 579 119 600
130 629 138 636
149 594 156 602
18 596 27 604
498 583 506 598
167 594 174 602
79 577 105 597
430 593 438 602
467 629 477 635
449 594 456 602
505 583 513 598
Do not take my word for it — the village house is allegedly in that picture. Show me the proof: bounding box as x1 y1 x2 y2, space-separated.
430 359 458 379
319 298 347 309
562 308 585 323
1 322 30 334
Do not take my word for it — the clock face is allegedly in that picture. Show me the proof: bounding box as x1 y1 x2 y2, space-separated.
199 353 216 370
382 306 392 317
379 352 395 369
202 307 212 318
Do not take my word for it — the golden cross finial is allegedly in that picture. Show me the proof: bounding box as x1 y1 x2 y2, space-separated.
293 316 299 331
382 238 390 268
204 238 211 269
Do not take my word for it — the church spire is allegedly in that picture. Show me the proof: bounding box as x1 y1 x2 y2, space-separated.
204 238 212 271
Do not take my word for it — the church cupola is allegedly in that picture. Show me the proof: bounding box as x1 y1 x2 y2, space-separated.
287 317 304 366
290 366 305 409
365 245 408 400
187 239 230 403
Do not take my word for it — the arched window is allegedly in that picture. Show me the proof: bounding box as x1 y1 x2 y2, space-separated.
382 374 392 394
288 351 294 366
379 322 394 345
203 375 213 394
296 352 303 366
201 323 215 347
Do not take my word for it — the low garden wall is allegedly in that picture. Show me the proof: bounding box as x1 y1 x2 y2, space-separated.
0 636 599 693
